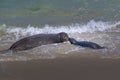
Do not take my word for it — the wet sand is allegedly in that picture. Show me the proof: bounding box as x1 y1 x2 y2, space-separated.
0 57 120 80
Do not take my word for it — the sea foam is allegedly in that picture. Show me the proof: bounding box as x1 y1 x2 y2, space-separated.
0 20 120 39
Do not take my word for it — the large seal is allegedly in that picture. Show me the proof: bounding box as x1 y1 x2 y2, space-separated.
1 32 69 52
69 38 105 49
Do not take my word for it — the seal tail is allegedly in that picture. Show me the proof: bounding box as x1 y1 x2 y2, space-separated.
97 46 107 49
0 49 12 54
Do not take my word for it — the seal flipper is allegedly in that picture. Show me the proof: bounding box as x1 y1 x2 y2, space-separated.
97 46 107 49
90 45 106 49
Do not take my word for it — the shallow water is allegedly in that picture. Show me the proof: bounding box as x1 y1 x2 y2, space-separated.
0 20 120 61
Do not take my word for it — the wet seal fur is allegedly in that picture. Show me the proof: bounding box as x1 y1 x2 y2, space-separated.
0 32 69 53
69 38 106 49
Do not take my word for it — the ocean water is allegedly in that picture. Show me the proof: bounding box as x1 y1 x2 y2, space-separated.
0 0 120 61
0 0 120 26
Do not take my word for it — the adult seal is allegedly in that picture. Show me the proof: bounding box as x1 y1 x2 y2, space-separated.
69 38 106 49
0 32 69 53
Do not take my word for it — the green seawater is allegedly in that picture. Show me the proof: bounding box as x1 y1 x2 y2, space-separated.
0 0 120 22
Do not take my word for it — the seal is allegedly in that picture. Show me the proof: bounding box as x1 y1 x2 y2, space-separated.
1 32 69 53
69 38 105 49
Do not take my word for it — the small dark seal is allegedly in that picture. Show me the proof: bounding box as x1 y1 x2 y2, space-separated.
69 38 105 49
0 32 69 53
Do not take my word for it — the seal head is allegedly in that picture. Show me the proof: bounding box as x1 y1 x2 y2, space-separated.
59 32 69 42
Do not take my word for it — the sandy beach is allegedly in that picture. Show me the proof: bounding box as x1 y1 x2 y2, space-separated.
0 57 120 80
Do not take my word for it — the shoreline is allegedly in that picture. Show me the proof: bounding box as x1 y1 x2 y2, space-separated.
0 57 120 80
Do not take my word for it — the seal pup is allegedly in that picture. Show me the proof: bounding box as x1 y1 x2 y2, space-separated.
0 32 69 53
69 38 106 49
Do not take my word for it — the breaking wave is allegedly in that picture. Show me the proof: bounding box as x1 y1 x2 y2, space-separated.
0 20 120 37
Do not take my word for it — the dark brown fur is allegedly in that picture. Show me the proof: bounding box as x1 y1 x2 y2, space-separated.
9 32 69 51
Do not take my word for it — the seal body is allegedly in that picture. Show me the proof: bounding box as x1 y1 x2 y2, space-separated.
69 38 105 49
9 32 69 51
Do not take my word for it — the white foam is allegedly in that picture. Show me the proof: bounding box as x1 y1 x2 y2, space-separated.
0 20 119 40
